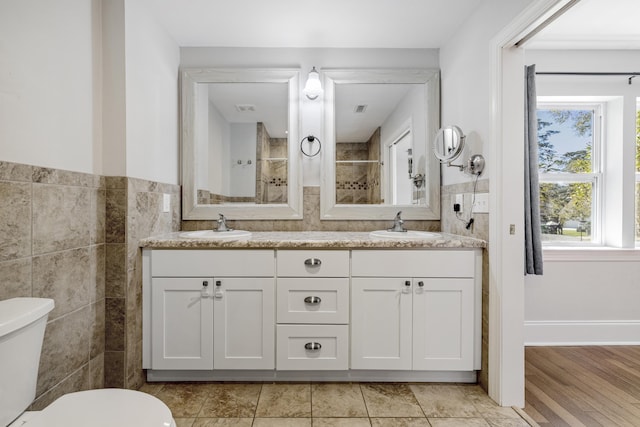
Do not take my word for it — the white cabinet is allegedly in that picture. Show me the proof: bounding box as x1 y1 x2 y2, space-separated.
351 278 412 370
213 277 275 369
351 250 480 372
151 277 214 370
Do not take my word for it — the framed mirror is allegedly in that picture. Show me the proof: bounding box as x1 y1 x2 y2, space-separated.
182 68 302 220
321 69 440 220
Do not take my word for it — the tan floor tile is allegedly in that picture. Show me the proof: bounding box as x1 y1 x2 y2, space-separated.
370 418 431 426
174 418 195 427
312 383 368 417
361 384 424 418
428 418 490 426
198 383 261 417
138 382 165 395
253 418 312 426
256 383 311 417
410 385 481 418
313 418 371 426
192 418 253 427
462 386 521 419
485 419 530 427
154 383 213 417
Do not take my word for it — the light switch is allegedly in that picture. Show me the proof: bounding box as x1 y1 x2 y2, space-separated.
163 194 171 213
472 193 489 213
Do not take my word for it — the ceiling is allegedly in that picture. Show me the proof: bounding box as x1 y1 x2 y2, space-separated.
133 0 640 50
526 0 640 49
132 0 482 48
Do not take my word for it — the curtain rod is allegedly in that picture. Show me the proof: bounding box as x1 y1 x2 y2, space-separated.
535 72 640 84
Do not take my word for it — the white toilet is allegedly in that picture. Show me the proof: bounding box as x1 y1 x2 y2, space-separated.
0 298 176 427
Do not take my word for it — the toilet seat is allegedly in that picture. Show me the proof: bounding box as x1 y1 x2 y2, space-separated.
23 389 175 427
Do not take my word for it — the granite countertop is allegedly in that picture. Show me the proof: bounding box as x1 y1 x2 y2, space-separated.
139 231 486 249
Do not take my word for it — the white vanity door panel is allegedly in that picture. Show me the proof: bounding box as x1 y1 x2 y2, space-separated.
413 278 474 371
277 278 349 324
351 277 412 370
276 324 349 370
151 277 214 370
351 250 475 278
151 250 274 277
213 277 275 370
277 250 349 277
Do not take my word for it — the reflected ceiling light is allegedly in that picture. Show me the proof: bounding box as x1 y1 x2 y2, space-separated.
303 67 323 100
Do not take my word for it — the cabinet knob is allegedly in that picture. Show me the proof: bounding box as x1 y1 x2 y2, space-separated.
304 258 322 267
418 281 424 287
304 342 322 351
405 280 411 287
216 280 222 287
304 296 322 305
203 281 209 287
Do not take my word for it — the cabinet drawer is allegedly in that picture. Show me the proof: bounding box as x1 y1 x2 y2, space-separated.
277 278 349 324
151 250 274 277
276 325 348 370
352 250 476 278
277 250 349 277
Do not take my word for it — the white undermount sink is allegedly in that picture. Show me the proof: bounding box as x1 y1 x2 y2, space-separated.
179 230 252 240
369 230 440 240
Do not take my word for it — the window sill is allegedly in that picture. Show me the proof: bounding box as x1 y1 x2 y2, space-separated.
543 246 640 262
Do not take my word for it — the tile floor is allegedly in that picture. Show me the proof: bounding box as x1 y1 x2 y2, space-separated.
139 382 533 427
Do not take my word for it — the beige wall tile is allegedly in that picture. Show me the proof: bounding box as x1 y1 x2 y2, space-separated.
91 300 105 358
0 258 32 299
32 184 91 254
90 353 105 389
0 181 31 261
31 364 91 411
90 244 106 302
0 161 33 181
91 188 106 244
37 306 91 395
32 247 91 319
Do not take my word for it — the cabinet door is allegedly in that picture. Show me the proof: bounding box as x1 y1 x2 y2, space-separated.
151 277 214 370
351 277 412 370
213 277 275 369
413 278 474 371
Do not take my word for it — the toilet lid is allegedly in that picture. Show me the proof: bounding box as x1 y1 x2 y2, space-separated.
26 389 175 427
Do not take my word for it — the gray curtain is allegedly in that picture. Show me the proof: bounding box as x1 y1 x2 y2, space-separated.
524 65 543 275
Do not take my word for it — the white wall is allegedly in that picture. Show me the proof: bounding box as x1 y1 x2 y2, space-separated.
439 0 534 186
229 123 257 197
180 48 439 187
0 0 101 174
523 49 640 345
124 0 180 184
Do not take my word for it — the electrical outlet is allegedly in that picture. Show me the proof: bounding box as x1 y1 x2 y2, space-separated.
472 193 489 213
455 194 464 212
163 194 171 213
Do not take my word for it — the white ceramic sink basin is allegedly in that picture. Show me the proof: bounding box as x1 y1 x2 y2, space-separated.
179 230 252 240
369 230 440 240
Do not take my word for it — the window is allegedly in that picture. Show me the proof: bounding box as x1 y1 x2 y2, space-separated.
537 104 602 244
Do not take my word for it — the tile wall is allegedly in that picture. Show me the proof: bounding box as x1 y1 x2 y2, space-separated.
0 160 180 407
0 161 106 410
441 178 490 389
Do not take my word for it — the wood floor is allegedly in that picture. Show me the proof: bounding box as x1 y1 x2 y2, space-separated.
524 346 640 427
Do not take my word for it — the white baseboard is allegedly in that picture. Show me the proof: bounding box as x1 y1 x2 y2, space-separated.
524 320 640 346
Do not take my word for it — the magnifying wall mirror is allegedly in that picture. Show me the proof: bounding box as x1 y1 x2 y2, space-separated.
181 68 302 220
433 125 465 163
321 69 441 220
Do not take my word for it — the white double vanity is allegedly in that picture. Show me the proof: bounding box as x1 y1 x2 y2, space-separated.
141 232 484 383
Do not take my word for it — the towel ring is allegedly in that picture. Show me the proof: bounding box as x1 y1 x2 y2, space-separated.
300 135 321 157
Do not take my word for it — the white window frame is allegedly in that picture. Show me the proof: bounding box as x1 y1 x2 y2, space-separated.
537 102 604 246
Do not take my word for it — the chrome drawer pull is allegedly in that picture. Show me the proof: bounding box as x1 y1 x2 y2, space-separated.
304 258 322 267
304 296 322 305
304 342 322 351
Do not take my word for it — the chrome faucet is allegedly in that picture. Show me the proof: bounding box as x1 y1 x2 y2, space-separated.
388 211 407 232
216 213 233 232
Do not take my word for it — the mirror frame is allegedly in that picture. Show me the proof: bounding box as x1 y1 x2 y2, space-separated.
320 69 441 220
181 68 302 220
434 125 465 163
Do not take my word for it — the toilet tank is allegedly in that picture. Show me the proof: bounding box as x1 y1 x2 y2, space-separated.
0 298 54 427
